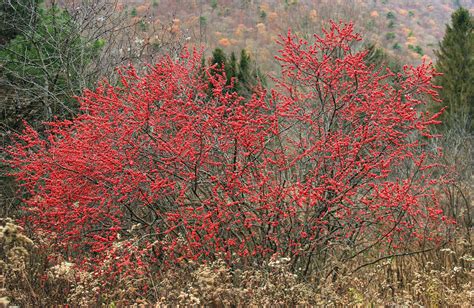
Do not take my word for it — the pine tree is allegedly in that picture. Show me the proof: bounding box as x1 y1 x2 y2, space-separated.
208 48 228 93
238 49 258 96
364 43 401 73
433 7 473 133
227 51 239 90
210 48 227 69
238 49 251 85
209 48 261 96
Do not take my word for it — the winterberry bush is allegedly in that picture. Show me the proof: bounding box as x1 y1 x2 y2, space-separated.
7 22 451 276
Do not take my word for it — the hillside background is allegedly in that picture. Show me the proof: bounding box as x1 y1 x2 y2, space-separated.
111 0 474 71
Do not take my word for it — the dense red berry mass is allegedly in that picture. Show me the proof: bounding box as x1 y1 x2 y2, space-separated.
7 22 451 273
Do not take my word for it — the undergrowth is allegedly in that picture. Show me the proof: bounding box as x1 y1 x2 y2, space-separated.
1 217 472 306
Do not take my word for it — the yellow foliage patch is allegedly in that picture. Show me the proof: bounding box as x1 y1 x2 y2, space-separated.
398 9 408 16
407 36 417 44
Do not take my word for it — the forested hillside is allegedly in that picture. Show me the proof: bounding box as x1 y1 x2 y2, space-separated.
110 0 473 68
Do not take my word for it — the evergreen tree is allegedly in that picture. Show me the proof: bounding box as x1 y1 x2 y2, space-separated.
364 43 388 67
208 48 265 97
210 48 227 69
238 49 261 96
432 7 473 133
227 51 239 89
209 48 228 83
238 49 251 84
209 47 228 93
364 43 402 73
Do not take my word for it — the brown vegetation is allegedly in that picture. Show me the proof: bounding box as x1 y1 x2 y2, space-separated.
0 217 472 306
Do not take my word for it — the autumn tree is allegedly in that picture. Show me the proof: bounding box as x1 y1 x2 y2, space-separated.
7 22 450 282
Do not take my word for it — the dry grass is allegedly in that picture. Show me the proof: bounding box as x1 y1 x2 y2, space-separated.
0 216 472 306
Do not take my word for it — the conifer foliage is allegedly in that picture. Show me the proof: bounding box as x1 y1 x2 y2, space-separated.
209 47 263 96
433 7 473 133
7 22 450 275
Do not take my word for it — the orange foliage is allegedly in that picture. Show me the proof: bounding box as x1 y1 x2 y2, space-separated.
219 38 231 47
131 17 141 24
421 55 432 63
268 12 278 23
398 9 408 16
409 51 421 59
370 11 379 18
136 5 150 15
234 25 244 38
171 25 180 34
260 2 270 12
407 36 417 44
171 19 180 34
